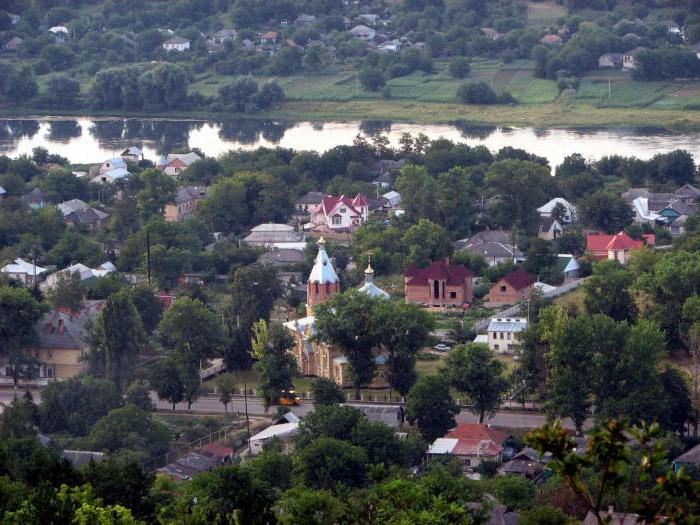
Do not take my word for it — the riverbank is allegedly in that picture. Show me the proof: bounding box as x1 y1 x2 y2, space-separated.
2 99 700 131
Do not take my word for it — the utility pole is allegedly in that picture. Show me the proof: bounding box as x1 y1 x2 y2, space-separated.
146 230 151 286
608 79 611 99
244 382 251 455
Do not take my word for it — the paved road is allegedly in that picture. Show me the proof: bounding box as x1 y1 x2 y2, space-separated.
0 389 589 431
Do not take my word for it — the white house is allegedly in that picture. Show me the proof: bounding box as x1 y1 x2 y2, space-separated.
312 194 369 230
348 25 376 40
42 262 116 291
162 36 190 52
92 167 130 184
1 258 48 286
249 422 299 456
537 197 576 223
486 317 528 354
156 152 202 175
99 157 127 174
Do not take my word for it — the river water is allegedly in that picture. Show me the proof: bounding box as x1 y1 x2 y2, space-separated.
1 117 699 167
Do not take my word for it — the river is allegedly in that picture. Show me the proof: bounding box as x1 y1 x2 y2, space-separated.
1 117 699 167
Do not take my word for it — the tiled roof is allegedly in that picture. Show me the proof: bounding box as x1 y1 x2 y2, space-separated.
447 423 508 444
404 261 472 286
586 231 651 252
674 443 700 464
500 268 535 291
296 191 324 205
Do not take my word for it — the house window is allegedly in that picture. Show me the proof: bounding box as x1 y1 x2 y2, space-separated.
500 332 504 340
494 344 499 351
449 291 457 299
4 367 10 377
463 458 471 466
314 282 319 295
613 250 619 260
340 207 346 213
507 333 512 340
507 344 513 351
47 352 52 360
500 285 507 292
332 216 342 225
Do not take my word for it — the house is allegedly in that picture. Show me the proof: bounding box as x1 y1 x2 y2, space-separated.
260 31 278 45
382 190 401 208
257 248 305 269
372 172 394 189
0 185 5 199
692 41 700 59
663 20 684 36
481 28 502 40
404 260 473 308
673 443 700 473
284 240 390 388
486 317 527 354
358 14 380 26
295 14 316 26
120 146 143 161
92 167 130 184
585 231 654 264
487 268 535 306
162 36 190 52
1 258 48 286
348 25 376 41
250 422 299 455
49 26 69 42
99 157 127 174
540 34 562 46
623 47 646 69
295 191 325 217
599 52 623 69
0 301 106 382
622 185 699 232
537 197 576 223
582 509 644 525
498 447 548 479
312 194 369 231
538 216 563 240
557 254 580 280
164 186 207 222
427 424 508 473
57 199 109 230
205 40 224 54
22 188 48 209
377 39 404 53
243 224 306 250
158 442 233 480
156 152 201 175
61 450 106 468
453 230 522 267
42 262 116 291
3 36 23 51
213 29 237 43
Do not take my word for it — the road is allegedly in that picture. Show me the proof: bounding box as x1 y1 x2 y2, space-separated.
0 389 589 431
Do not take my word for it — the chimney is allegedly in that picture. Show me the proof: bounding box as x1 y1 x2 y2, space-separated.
445 257 450 266
57 319 64 335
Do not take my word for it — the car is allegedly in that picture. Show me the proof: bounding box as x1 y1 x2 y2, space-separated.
434 343 450 352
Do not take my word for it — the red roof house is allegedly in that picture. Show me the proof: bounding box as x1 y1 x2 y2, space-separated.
586 231 654 264
404 260 473 307
427 424 509 471
312 193 369 231
487 268 535 306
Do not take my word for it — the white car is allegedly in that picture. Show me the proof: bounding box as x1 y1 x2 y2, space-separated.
434 343 450 352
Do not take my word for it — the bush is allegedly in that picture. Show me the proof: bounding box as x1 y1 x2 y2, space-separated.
449 57 471 78
358 67 385 91
457 82 516 104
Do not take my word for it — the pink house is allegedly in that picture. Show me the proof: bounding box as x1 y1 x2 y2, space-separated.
404 260 473 307
586 231 654 264
312 193 369 231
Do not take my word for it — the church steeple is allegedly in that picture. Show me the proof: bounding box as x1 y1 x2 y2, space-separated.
306 237 340 314
358 257 390 299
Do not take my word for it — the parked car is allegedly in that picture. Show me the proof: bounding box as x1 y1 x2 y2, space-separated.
434 343 450 352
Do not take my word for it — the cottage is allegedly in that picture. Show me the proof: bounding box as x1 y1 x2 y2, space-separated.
257 248 305 269
162 36 190 52
283 240 390 388
498 447 549 479
404 260 473 307
295 14 317 26
623 47 646 69
358 14 380 26
537 197 577 223
585 231 654 264
538 216 564 240
377 39 403 53
164 186 207 222
120 146 143 161
673 443 700 473
487 268 535 306
582 509 644 525
0 301 105 382
22 188 48 209
311 193 369 231
486 317 527 354
295 191 324 215
557 254 580 280
99 157 126 174
348 25 376 41
3 36 23 51
250 423 299 456
453 230 522 267
540 34 562 46
260 31 278 45
92 167 130 184
599 52 624 69
213 29 237 43
243 224 306 250
156 152 202 175
57 199 109 230
42 262 116 291
622 185 698 232
1 258 48 286
427 424 508 473
481 27 502 40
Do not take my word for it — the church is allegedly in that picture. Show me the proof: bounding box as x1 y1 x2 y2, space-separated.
283 238 391 388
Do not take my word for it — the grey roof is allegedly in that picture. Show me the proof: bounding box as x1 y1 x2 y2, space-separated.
674 443 700 465
163 35 189 45
61 450 106 468
22 188 48 204
454 230 522 259
258 248 305 266
296 191 324 205
539 216 562 232
349 404 402 428
174 186 207 204
487 318 528 333
244 225 304 245
38 301 104 350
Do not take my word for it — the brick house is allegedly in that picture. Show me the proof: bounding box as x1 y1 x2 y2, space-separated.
585 231 654 264
427 423 508 472
404 260 473 307
487 268 535 306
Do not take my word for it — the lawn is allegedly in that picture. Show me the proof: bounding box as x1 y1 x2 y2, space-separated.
527 0 567 26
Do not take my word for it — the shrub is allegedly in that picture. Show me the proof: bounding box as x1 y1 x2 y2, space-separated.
449 57 471 78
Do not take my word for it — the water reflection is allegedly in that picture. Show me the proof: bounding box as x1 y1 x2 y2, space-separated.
0 117 699 168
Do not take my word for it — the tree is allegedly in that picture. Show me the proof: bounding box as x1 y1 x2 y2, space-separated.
519 507 568 525
137 63 189 111
406 376 459 442
0 286 47 387
125 380 154 412
294 405 363 449
457 81 498 104
401 219 452 269
250 321 297 409
160 297 225 371
216 373 237 413
275 487 344 525
395 165 439 223
443 344 509 423
87 405 172 459
296 437 368 490
583 260 636 322
449 57 471 78
487 476 534 511
42 75 80 107
579 191 634 233
83 458 155 519
358 67 385 91
136 169 177 221
129 285 162 333
46 271 84 313
150 359 185 411
311 377 346 406
0 394 38 440
218 76 259 112
99 290 145 391
40 44 76 71
314 291 382 400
